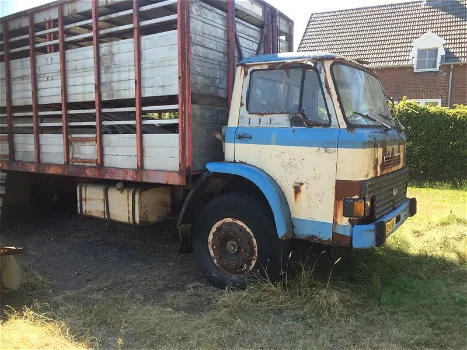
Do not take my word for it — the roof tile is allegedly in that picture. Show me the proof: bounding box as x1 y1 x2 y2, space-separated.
298 0 467 66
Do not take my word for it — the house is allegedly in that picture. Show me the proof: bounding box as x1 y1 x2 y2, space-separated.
298 0 467 107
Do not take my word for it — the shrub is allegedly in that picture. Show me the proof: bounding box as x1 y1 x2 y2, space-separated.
395 100 467 184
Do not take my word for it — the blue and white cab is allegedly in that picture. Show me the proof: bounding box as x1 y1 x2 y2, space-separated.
184 52 417 288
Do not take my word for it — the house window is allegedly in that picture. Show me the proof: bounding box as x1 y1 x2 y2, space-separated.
411 99 441 106
410 31 445 72
416 48 438 70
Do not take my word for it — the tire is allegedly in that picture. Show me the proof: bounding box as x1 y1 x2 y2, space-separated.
192 192 282 289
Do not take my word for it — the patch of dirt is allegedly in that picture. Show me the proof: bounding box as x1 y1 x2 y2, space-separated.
1 214 211 312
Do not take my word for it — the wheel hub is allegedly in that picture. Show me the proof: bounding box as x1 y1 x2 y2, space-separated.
226 240 239 254
208 218 258 275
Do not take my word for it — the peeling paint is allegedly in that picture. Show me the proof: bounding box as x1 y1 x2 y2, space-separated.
293 182 303 202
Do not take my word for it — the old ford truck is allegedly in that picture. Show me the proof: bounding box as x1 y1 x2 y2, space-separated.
0 0 415 288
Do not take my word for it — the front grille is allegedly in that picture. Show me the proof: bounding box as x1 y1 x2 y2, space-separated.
362 168 409 220
382 153 401 170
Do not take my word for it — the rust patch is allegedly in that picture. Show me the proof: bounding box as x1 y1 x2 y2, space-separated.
332 232 352 246
304 235 332 245
334 180 362 200
293 182 303 202
333 179 363 245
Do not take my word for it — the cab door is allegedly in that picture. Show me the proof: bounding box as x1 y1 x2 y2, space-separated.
233 63 339 241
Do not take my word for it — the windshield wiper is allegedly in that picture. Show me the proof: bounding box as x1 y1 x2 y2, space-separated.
378 113 405 131
353 111 392 130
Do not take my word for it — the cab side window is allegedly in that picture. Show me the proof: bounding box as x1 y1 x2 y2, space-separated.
248 69 302 114
247 68 330 125
301 70 330 124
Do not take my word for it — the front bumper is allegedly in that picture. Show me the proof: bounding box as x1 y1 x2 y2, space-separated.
352 198 417 248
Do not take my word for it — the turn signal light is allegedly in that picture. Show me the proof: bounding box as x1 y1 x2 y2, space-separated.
343 198 366 217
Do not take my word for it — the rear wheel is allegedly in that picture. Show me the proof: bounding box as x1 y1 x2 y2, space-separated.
192 192 282 289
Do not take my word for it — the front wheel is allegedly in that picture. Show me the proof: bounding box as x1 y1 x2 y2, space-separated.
192 192 282 289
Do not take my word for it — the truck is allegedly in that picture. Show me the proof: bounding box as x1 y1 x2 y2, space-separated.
0 0 416 289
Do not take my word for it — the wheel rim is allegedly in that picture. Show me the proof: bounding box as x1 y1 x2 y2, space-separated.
208 218 258 275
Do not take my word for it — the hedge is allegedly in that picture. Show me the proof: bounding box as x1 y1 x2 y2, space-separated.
395 100 467 184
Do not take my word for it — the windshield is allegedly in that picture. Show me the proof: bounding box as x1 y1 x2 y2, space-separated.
332 63 395 128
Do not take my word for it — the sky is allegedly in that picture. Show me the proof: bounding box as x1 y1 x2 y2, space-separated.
0 0 413 49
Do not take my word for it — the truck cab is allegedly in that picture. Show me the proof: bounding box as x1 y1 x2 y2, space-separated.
180 52 417 288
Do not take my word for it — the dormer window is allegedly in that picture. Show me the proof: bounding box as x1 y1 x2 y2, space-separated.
411 31 445 72
416 48 438 70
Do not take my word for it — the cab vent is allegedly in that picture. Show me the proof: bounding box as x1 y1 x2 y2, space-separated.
383 154 401 170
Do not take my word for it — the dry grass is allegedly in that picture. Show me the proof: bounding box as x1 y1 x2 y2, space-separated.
0 308 88 350
1 187 466 349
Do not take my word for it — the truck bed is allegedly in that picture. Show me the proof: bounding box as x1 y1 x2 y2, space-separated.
0 0 293 185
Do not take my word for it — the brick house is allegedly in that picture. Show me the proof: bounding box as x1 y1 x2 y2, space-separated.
298 0 467 107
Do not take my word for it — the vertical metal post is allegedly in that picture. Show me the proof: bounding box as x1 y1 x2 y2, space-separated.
289 22 294 52
263 7 271 54
46 20 51 53
227 0 235 109
2 21 14 162
58 3 69 165
133 0 143 171
29 13 40 163
271 10 278 53
177 0 192 180
92 0 103 167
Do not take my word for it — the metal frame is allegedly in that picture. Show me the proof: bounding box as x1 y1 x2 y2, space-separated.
1 161 185 185
92 0 103 168
133 0 144 171
177 0 192 181
28 13 40 163
58 2 70 165
2 21 14 162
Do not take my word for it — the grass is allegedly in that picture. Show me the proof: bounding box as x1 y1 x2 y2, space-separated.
0 308 87 349
1 187 466 349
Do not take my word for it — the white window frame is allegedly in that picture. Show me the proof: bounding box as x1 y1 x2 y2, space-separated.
415 48 439 72
410 99 442 106
410 31 445 73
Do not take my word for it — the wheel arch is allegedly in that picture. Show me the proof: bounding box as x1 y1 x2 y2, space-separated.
177 162 293 252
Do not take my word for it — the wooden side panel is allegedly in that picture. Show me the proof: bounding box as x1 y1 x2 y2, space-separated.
68 134 179 171
2 133 179 171
0 31 178 107
12 134 64 164
190 1 262 99
191 105 228 171
0 135 8 157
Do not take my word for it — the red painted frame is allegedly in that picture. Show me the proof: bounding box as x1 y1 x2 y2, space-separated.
0 161 185 185
133 0 144 171
2 21 14 162
29 13 40 163
92 0 103 167
177 0 192 182
58 3 70 165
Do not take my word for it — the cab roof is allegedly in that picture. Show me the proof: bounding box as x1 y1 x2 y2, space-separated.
238 52 339 65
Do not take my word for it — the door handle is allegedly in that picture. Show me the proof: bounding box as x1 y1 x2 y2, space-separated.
236 133 252 140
